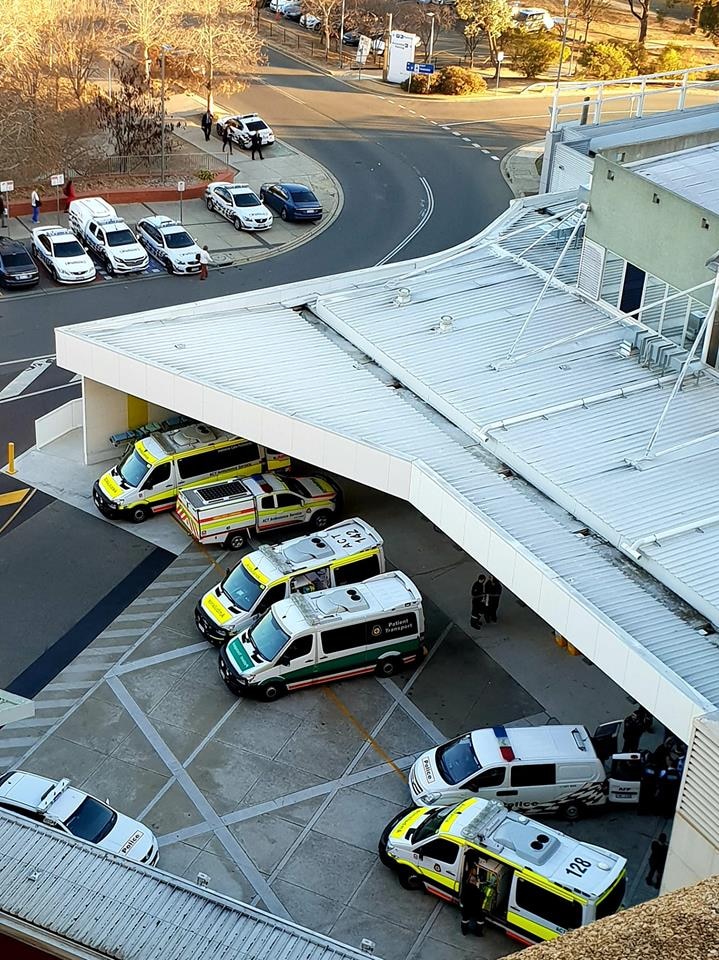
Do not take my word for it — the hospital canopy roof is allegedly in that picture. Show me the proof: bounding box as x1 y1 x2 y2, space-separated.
56 192 719 737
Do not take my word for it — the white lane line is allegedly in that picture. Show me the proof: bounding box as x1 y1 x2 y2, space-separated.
111 641 207 676
491 155 500 161
379 680 445 744
441 125 452 130
472 143 482 148
408 109 416 113
131 596 180 605
5 717 58 729
374 175 434 267
0 358 53 400
481 149 490 154
0 381 79 405
33 699 77 710
112 612 162 622
0 354 54 368
101 628 146 638
462 137 472 142
443 114 550 126
451 131 462 137
0 737 37 749
430 120 438 124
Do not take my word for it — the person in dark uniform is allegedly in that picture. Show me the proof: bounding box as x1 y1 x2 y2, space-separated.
460 859 486 937
251 131 264 160
484 576 503 624
646 833 668 888
470 575 487 630
638 754 659 815
622 709 644 753
656 765 681 819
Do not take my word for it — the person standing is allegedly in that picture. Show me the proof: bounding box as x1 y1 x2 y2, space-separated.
198 245 212 280
31 188 41 223
460 860 485 937
638 755 659 816
646 833 668 888
470 575 487 630
222 125 233 155
63 180 76 213
484 575 503 624
0 193 6 229
251 131 263 160
622 709 644 753
201 110 213 142
656 764 681 819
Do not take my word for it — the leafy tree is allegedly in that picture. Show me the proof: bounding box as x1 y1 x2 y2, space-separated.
652 43 694 71
627 0 652 44
456 0 513 68
579 40 634 77
699 0 719 42
118 0 178 80
504 30 564 77
94 59 166 165
303 0 344 57
571 0 610 43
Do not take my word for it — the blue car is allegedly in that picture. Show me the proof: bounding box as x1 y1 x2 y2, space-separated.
259 182 323 222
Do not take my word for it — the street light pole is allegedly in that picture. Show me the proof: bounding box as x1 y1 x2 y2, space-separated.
555 0 569 90
160 47 167 185
339 0 346 68
428 13 435 64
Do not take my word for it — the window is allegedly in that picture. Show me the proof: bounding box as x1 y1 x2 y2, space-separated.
595 875 625 920
334 554 381 586
260 495 275 510
419 838 459 864
467 767 505 790
510 764 556 787
255 583 286 616
141 462 171 490
320 623 366 655
366 612 418 643
514 879 582 930
276 493 302 508
283 635 313 660
89 223 99 236
39 235 51 251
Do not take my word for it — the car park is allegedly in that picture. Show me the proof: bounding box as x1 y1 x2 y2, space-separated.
196 517 384 644
31 226 96 285
215 114 275 149
259 182 323 222
205 182 273 232
136 215 202 274
0 238 39 288
218 569 425 700
0 770 159 865
68 197 148 275
300 13 322 30
282 1 303 19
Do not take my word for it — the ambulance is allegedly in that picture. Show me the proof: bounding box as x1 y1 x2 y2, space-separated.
380 797 626 945
195 518 385 646
92 422 289 523
218 570 425 701
175 473 341 550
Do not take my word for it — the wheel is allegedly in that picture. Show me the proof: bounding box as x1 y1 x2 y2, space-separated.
224 531 245 550
375 657 401 678
129 505 150 523
165 257 174 275
398 868 424 891
233 217 242 231
259 680 287 702
280 207 288 221
206 197 214 211
561 801 584 822
50 266 58 282
311 510 332 531
105 256 114 276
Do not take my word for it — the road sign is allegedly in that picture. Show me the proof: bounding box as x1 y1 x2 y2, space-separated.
406 62 435 75
177 179 186 192
0 181 14 193
357 35 371 64
497 51 505 62
50 173 64 187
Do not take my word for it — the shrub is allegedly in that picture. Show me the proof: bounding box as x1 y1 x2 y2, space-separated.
623 41 655 75
196 168 214 182
653 44 694 73
578 41 634 80
503 30 564 78
400 73 437 94
433 66 487 95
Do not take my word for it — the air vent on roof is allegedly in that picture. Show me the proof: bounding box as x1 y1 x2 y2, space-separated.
699 623 716 636
439 315 454 334
394 288 411 306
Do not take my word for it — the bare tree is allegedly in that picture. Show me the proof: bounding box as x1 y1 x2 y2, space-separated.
397 4 456 62
627 0 652 44
572 0 610 41
94 59 166 164
118 0 179 80
304 0 344 57
55 1 111 103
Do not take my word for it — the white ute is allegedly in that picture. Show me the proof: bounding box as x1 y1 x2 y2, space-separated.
68 197 149 275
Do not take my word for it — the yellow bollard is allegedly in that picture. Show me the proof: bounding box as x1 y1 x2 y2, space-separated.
566 642 580 656
554 631 567 649
7 442 15 475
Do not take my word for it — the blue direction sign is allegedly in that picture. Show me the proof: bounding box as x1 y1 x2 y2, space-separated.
407 62 435 74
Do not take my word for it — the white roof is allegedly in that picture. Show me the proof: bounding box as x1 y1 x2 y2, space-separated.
630 142 719 215
470 725 593 766
55 194 719 740
144 423 234 457
0 810 380 960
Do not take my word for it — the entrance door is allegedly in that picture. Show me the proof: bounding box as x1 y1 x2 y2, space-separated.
414 837 462 893
619 263 646 316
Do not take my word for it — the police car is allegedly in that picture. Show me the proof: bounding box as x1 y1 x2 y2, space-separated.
215 113 275 149
0 769 159 865
31 226 96 284
205 182 273 231
136 215 202 274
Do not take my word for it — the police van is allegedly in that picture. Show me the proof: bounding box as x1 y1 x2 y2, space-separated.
380 797 626 945
176 473 340 550
93 422 290 523
218 570 425 701
195 518 384 645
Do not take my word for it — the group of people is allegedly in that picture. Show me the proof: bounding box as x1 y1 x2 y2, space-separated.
2 180 78 228
470 573 503 629
200 110 265 159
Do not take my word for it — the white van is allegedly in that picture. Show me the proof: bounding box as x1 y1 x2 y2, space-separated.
68 197 149 275
218 571 425 701
410 725 608 820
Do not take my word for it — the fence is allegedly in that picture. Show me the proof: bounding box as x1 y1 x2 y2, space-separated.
69 151 229 179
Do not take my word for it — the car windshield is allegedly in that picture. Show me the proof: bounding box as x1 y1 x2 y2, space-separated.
246 120 266 131
289 189 317 204
53 240 85 258
249 612 290 662
436 734 481 784
2 251 33 267
107 229 136 247
64 796 117 843
232 192 261 207
282 476 313 498
222 562 264 610
164 231 194 248
412 808 450 844
118 449 152 487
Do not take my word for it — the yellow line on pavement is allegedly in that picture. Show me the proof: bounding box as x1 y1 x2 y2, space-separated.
0 487 36 535
0 488 30 507
323 686 407 782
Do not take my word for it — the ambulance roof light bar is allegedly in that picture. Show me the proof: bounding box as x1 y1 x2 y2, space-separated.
493 725 516 762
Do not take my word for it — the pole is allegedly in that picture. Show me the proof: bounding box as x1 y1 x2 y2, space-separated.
383 12 392 81
495 59 501 93
7 442 15 475
160 48 166 186
56 186 60 220
339 0 346 68
555 0 569 90
428 14 435 63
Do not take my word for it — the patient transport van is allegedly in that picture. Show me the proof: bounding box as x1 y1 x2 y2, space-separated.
218 570 425 700
380 797 626 945
175 473 340 550
195 518 385 645
92 422 289 523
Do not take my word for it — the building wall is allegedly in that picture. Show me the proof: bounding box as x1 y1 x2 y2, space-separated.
586 155 719 303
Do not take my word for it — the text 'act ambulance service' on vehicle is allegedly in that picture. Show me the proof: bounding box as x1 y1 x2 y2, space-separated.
175 473 341 551
218 570 425 701
380 797 626 945
93 422 289 524
195 518 385 645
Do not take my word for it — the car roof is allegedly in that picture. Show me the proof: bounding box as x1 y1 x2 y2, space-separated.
32 226 77 240
469 724 595 767
277 183 315 192
0 238 29 252
0 770 57 808
209 181 255 193
140 215 184 230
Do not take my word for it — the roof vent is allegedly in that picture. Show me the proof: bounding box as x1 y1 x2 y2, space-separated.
439 315 454 334
394 287 411 306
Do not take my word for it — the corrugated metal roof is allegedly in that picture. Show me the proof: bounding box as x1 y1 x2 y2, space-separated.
0 811 379 960
631 142 719 214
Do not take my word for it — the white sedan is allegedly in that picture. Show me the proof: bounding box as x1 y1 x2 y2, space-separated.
205 182 273 231
0 769 159 865
31 226 96 284
136 215 202 274
215 113 275 149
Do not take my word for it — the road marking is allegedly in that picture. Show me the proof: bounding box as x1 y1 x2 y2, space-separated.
481 149 490 154
375 175 434 266
0 354 54 368
444 114 551 126
0 381 79 405
472 143 482 148
451 131 462 137
430 120 438 125
462 137 472 142
441 125 452 130
0 357 53 400
491 155 500 161
323 686 406 780
378 680 445 744
0 487 36 536
0 488 29 507
111 641 207 676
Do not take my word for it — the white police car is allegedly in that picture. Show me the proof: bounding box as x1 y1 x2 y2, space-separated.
136 215 202 274
0 769 159 865
215 114 275 149
31 226 96 284
205 182 273 231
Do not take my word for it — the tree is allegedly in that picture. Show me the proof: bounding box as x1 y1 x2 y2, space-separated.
504 30 564 77
94 59 166 164
54 1 111 103
303 0 343 57
118 0 178 80
699 0 719 41
398 5 456 62
627 0 652 45
579 40 634 77
572 0 610 43
456 0 513 68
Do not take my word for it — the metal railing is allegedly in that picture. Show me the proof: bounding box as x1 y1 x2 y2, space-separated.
69 151 229 179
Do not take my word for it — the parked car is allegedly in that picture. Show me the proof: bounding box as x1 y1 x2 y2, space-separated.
0 238 39 288
512 6 555 30
215 113 275 149
205 182 273 232
136 215 202 274
67 197 148 275
31 226 96 284
283 1 303 19
260 182 323 222
269 0 295 11
300 13 322 30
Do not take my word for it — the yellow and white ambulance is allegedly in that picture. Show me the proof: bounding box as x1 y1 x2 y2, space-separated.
175 473 341 550
195 518 385 645
92 422 289 523
379 797 626 946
